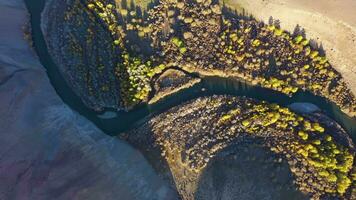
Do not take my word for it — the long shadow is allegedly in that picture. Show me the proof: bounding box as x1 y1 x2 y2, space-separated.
223 5 332 71
219 5 356 137
24 0 101 122
24 2 356 199
25 1 181 197
117 0 157 56
194 138 308 200
124 122 181 199
203 76 356 139
25 0 355 139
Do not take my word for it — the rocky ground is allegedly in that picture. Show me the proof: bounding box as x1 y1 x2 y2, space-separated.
225 0 356 95
2 0 355 199
0 0 178 199
42 0 122 111
126 95 356 200
148 69 201 104
195 143 308 200
41 0 356 117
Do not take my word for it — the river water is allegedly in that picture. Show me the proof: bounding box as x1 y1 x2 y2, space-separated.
24 0 356 139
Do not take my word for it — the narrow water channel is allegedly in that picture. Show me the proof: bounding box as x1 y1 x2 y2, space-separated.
24 0 356 138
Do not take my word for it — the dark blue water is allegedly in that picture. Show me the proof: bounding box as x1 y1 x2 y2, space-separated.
24 0 356 138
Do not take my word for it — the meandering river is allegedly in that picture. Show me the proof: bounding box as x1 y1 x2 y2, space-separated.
24 0 356 139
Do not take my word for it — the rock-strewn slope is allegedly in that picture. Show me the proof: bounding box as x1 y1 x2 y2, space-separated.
0 0 178 199
226 0 356 96
42 0 122 111
194 143 308 200
42 0 356 117
149 69 201 104
127 95 356 200
149 1 355 116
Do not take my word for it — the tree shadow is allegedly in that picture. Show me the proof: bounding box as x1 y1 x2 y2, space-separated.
222 4 255 21
120 0 128 9
147 0 160 10
222 4 328 57
123 122 181 199
194 138 309 200
116 0 158 57
126 120 309 200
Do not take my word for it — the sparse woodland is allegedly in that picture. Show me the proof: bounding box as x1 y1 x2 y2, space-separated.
72 0 355 116
42 0 356 199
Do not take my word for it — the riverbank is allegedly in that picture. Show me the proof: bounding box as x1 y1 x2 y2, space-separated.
177 63 356 118
26 0 356 139
0 0 178 199
17 0 356 199
148 69 201 104
127 95 356 199
225 0 356 96
41 0 356 118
